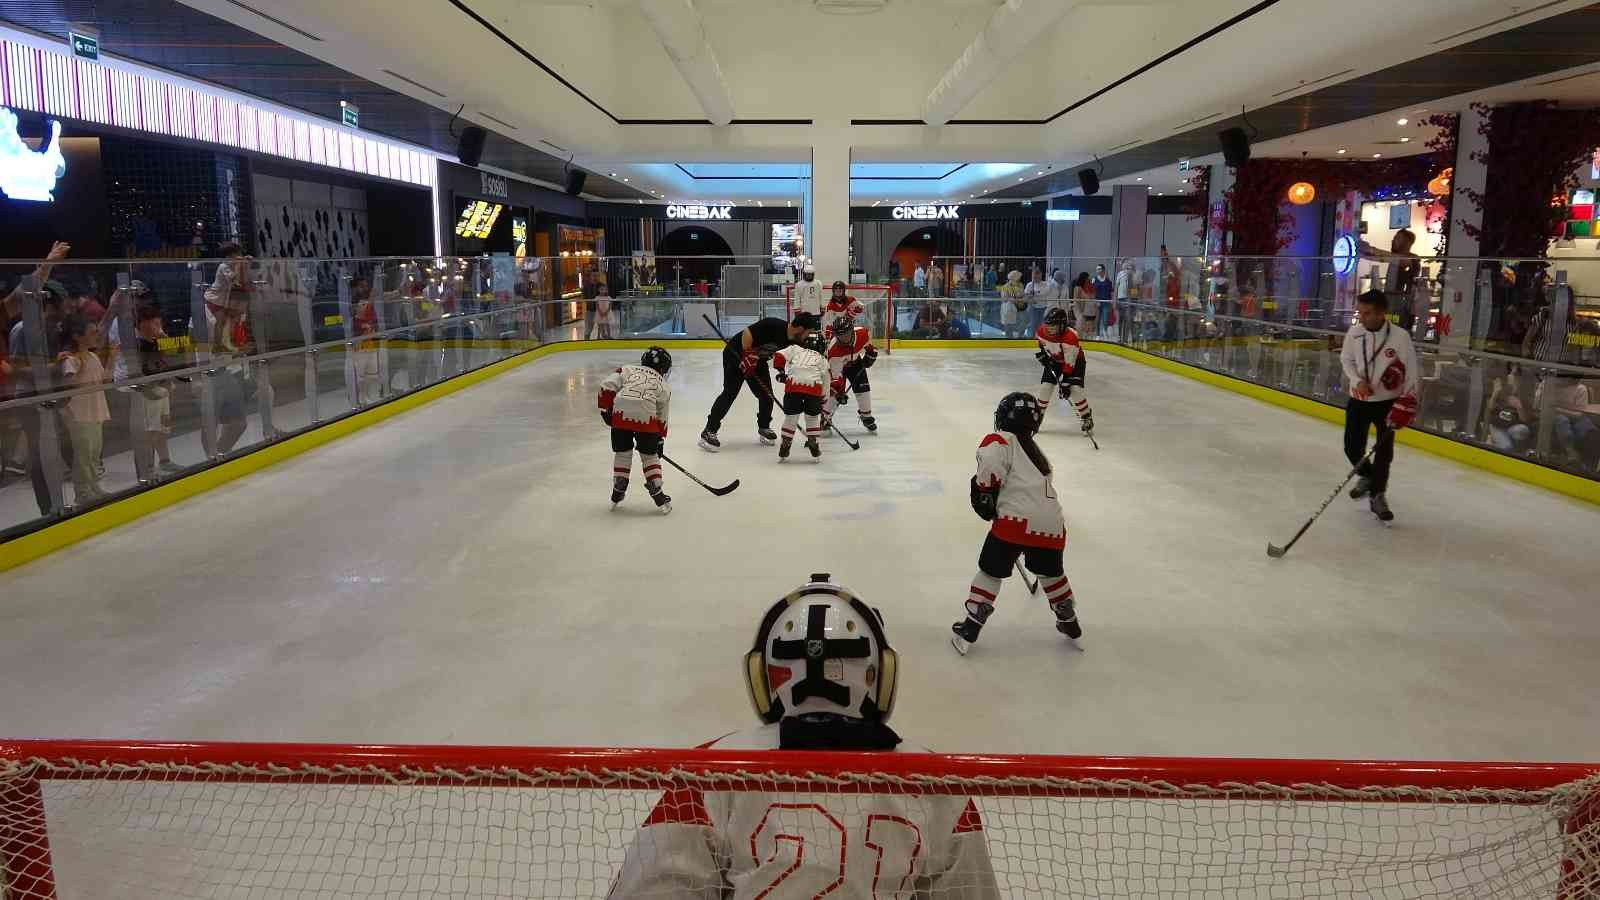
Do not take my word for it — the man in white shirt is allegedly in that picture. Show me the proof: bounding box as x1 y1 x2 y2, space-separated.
913 262 927 298
1340 290 1420 522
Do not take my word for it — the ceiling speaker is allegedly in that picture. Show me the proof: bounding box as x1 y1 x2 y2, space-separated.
1218 126 1251 168
565 170 587 196
1077 169 1100 197
456 126 487 168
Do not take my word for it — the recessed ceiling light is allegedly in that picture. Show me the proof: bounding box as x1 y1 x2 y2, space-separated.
1157 192 1164 196
969 194 975 198
1017 177 1024 181
1373 153 1383 158
1336 149 1347 155
1136 177 1143 181
1396 117 1409 126
623 178 629 181
1400 137 1411 143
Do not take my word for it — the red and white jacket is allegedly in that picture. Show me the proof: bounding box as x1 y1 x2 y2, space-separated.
606 725 999 899
827 326 875 377
976 431 1066 550
825 294 865 321
1036 324 1083 376
772 343 829 397
598 364 671 435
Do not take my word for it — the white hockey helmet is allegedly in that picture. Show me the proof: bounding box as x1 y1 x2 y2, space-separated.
802 263 816 281
745 575 898 725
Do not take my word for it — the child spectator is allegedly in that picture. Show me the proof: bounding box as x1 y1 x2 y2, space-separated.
57 315 110 503
204 243 252 352
135 303 183 475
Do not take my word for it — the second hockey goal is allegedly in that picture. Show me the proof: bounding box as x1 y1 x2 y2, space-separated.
1 740 1596 898
785 282 895 353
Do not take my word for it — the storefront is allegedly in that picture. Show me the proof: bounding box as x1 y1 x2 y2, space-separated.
586 202 802 294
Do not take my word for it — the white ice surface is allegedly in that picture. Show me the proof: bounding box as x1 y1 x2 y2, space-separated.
4 348 1597 761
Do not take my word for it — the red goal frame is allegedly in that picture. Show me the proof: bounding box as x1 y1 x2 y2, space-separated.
2 739 1596 899
784 282 896 354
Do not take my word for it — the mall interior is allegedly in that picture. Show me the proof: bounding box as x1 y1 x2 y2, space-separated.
1 1 1599 897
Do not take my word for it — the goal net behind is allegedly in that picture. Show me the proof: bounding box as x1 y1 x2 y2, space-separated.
785 283 895 352
2 741 1595 899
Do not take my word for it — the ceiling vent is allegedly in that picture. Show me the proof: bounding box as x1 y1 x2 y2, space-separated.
814 0 889 14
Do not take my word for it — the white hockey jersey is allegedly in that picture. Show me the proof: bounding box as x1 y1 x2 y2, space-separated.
599 364 671 435
1035 324 1083 375
791 280 825 315
825 295 866 321
1340 322 1419 403
827 326 875 377
607 725 1000 900
976 431 1066 550
773 343 829 396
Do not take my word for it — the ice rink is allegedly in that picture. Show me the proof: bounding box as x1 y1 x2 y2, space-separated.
4 347 1597 762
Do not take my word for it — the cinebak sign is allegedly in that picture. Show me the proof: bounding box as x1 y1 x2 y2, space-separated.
892 204 959 220
666 204 733 220
0 108 66 202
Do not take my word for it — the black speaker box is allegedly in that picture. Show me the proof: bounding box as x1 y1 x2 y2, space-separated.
1077 168 1099 196
457 126 487 167
565 170 587 196
1218 127 1251 168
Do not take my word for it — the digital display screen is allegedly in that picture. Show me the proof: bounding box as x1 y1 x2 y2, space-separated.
454 199 504 239
512 216 527 258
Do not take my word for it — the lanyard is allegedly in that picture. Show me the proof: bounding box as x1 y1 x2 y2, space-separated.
1361 324 1391 384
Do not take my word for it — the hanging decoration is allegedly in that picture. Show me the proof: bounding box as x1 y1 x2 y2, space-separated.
1287 182 1316 205
1456 101 1600 257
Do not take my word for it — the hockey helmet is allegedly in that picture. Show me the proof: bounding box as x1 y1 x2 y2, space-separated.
995 391 1045 437
640 345 672 376
802 332 827 354
1044 307 1070 329
802 264 816 281
746 575 898 725
830 315 855 340
831 280 848 295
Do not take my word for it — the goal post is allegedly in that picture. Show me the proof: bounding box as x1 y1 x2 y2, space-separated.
785 282 895 354
2 739 1595 899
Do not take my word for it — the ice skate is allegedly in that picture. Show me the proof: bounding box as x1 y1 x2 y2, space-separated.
1079 411 1095 437
1370 491 1394 523
1052 598 1083 640
649 487 673 516
778 436 792 461
859 414 877 433
610 476 627 508
950 618 982 656
698 430 721 452
758 428 778 446
1350 475 1372 500
805 437 821 460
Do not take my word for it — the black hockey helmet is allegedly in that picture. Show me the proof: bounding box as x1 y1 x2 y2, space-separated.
803 332 827 353
831 280 848 294
995 391 1044 437
830 314 855 338
1044 307 1070 329
641 345 672 376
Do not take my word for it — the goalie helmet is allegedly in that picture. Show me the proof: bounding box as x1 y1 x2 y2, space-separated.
745 575 898 725
829 315 856 340
995 391 1044 437
1044 307 1070 329
802 264 816 281
640 345 672 376
831 280 848 295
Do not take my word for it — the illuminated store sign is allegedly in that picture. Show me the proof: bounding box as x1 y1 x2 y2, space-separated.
666 204 733 220
1044 209 1080 222
0 108 65 202
892 204 959 220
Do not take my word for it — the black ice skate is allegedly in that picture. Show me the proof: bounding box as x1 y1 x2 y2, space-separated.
1079 412 1095 436
758 428 778 446
806 436 821 460
698 430 721 452
649 487 673 516
1370 492 1394 523
778 436 793 461
1052 597 1083 640
950 618 982 656
1350 475 1373 500
610 476 628 508
859 414 877 433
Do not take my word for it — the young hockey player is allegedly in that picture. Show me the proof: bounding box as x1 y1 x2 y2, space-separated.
824 280 865 324
1341 289 1420 522
1036 306 1094 437
824 313 880 433
791 264 824 316
772 333 829 462
608 574 1000 898
700 313 820 451
598 346 673 515
951 392 1081 655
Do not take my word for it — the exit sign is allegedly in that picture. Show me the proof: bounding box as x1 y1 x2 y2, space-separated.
339 101 359 128
69 30 98 61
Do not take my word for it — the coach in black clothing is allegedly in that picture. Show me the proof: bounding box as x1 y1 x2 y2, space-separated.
699 313 819 452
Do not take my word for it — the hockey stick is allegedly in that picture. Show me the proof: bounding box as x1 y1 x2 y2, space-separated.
660 453 740 496
1267 450 1373 559
1014 560 1039 595
713 314 860 453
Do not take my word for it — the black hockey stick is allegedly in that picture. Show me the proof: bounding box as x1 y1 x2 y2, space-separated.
1267 450 1373 559
714 313 860 453
660 453 740 496
1014 560 1039 594
702 313 726 340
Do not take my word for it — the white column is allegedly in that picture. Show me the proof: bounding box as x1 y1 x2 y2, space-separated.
1110 185 1149 259
1443 106 1488 352
809 140 852 284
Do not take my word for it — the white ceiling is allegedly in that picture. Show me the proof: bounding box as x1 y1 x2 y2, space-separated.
181 0 1594 201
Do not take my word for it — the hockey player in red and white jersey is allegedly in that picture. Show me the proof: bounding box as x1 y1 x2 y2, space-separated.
608 575 1001 899
824 280 865 324
823 314 880 433
1035 307 1094 437
598 346 673 514
772 334 830 462
790 264 824 316
951 392 1082 655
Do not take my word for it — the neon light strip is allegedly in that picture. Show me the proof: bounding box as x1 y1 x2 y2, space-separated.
0 23 437 189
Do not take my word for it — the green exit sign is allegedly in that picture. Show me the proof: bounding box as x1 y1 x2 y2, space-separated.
69 30 98 61
340 101 359 128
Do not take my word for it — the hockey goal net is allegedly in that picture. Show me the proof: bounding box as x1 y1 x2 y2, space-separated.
785 282 895 353
1 740 1595 899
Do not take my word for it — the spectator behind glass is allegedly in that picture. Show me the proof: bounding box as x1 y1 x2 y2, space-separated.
56 315 110 504
351 276 382 406
8 280 74 515
1546 374 1596 469
1487 372 1533 453
135 303 184 475
594 281 614 340
1 241 70 323
203 242 251 352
